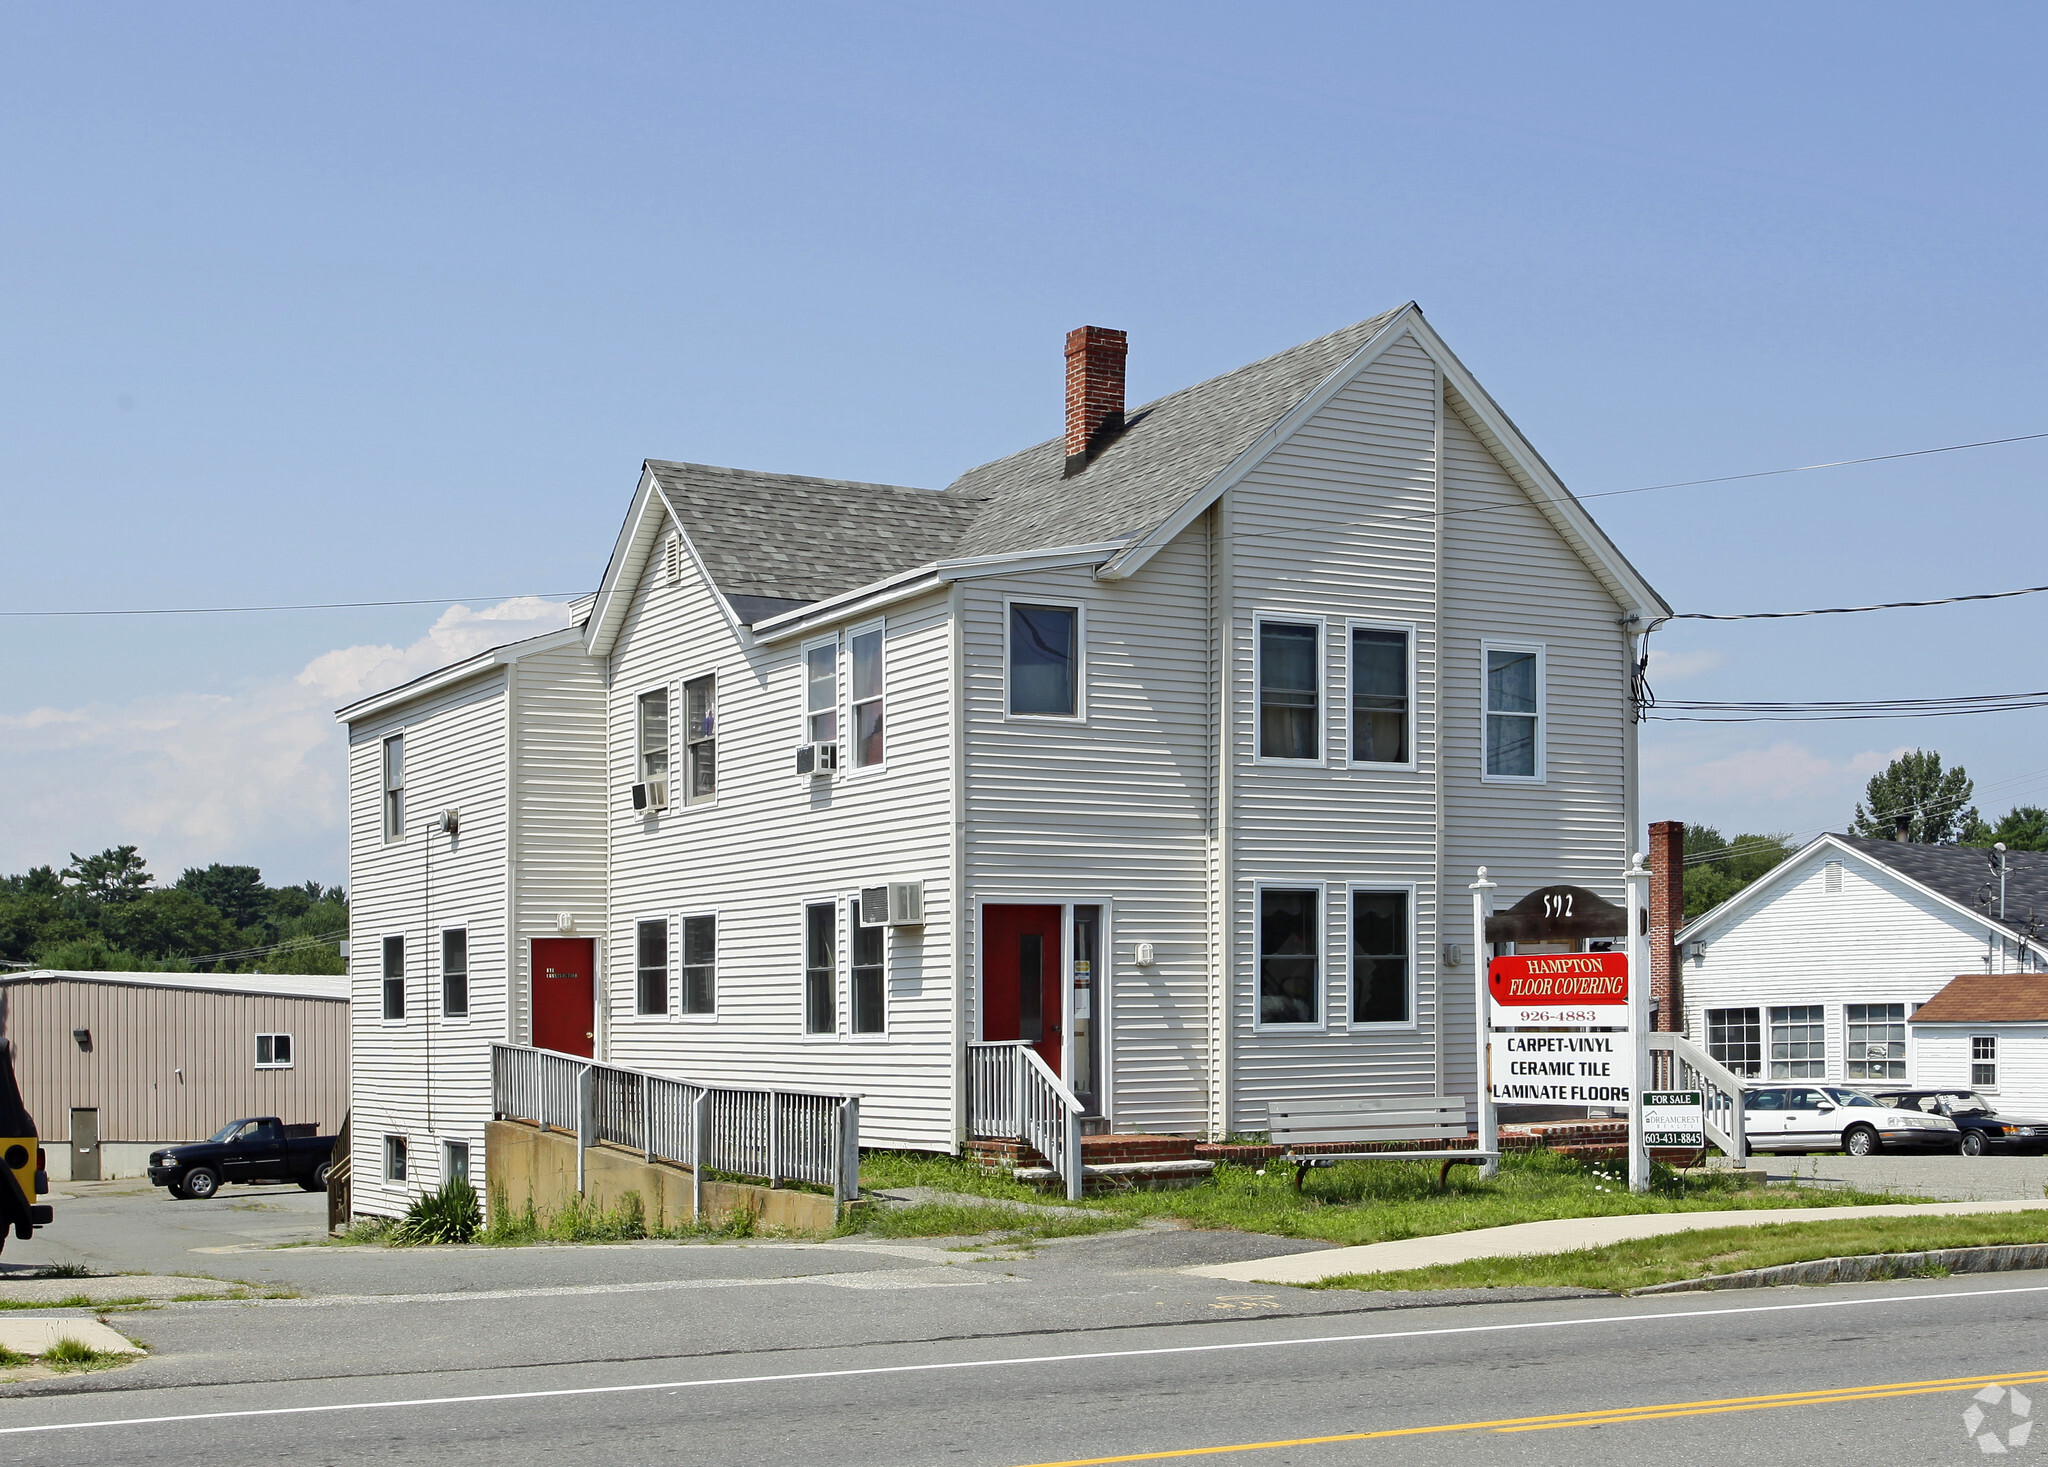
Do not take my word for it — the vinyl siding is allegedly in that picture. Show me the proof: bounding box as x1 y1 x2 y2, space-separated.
1910 1026 2048 1115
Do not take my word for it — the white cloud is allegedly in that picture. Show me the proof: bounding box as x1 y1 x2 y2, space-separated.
1641 736 1908 839
0 599 572 883
1644 646 1727 683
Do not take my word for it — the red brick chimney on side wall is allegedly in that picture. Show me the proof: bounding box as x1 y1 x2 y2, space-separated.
1064 326 1127 476
1647 821 1685 1032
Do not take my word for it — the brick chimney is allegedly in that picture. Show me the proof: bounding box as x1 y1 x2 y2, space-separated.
1064 326 1127 476
1647 820 1685 1032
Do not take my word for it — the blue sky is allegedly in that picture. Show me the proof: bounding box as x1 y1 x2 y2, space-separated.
4 3 2046 886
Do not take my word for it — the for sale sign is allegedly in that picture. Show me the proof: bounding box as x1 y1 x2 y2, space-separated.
1488 952 1629 1028
1487 1032 1635 1106
1644 1091 1705 1148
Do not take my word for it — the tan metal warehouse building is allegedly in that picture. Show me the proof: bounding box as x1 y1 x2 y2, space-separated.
0 969 349 1181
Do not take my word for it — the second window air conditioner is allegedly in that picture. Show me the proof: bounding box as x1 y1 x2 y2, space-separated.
859 881 925 928
631 779 670 811
795 742 840 776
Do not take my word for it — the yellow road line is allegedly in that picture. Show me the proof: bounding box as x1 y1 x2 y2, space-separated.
1010 1367 2048 1466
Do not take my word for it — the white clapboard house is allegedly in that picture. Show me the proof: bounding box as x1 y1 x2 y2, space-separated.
1675 834 2048 1109
340 306 1668 1213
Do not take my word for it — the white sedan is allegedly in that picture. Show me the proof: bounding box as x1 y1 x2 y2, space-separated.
1742 1085 1960 1155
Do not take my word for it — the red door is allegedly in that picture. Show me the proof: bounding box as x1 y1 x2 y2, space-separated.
531 938 596 1057
982 905 1064 1076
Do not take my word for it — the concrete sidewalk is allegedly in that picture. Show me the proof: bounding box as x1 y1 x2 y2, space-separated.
1186 1197 2048 1285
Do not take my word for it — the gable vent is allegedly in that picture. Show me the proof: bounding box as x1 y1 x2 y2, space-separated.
662 532 683 585
1824 861 1843 894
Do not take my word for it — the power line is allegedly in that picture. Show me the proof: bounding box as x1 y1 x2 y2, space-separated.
1668 582 2048 624
1679 767 2048 867
0 592 589 618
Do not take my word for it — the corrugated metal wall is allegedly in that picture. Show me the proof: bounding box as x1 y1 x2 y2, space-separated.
0 976 349 1143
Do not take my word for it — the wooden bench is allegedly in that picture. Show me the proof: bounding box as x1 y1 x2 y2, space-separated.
1268 1096 1497 1190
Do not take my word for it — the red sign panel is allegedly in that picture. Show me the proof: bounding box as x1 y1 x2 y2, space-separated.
1488 952 1629 1008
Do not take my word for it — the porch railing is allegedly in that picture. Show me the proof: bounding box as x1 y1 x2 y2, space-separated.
1647 1032 1749 1161
966 1040 1084 1202
491 1043 862 1205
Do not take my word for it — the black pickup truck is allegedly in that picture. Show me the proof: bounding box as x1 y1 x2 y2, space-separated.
148 1118 335 1199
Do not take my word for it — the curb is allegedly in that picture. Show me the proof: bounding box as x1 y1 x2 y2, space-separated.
1630 1242 2048 1295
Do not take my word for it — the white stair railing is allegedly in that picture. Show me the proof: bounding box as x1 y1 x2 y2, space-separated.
1647 1032 1749 1161
966 1040 1084 1202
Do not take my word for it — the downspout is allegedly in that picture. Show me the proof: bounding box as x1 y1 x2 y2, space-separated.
949 580 968 1153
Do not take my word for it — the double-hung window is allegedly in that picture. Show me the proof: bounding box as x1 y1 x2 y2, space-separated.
682 914 716 1015
1483 644 1542 779
637 689 669 788
1008 603 1079 717
382 734 405 841
1973 1036 1998 1088
1768 1004 1825 1079
1706 1007 1762 1077
850 625 885 767
683 675 716 802
850 899 885 1033
636 919 669 1016
804 902 836 1034
1350 890 1409 1024
254 1033 294 1068
1258 887 1320 1025
1258 621 1320 761
1350 627 1410 764
381 935 405 1020
441 929 468 1018
1845 1002 1905 1080
804 641 838 748
384 1135 408 1183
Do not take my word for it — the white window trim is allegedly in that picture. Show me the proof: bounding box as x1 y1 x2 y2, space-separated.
1001 597 1087 723
1972 1034 2000 1091
844 618 889 777
1479 638 1547 784
378 930 408 1026
677 907 719 1022
438 922 472 1026
1251 880 1328 1033
632 915 671 1019
382 732 406 843
799 633 842 778
442 1138 471 1186
1343 619 1419 773
383 1133 409 1184
845 892 890 1041
633 682 672 792
800 896 841 1040
253 1033 295 1069
679 670 718 809
1252 613 1327 767
1344 882 1420 1031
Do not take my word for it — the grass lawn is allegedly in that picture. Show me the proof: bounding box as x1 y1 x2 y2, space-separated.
1305 1212 2048 1294
859 1148 1924 1247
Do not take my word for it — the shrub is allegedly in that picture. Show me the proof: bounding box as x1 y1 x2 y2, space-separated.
392 1178 483 1245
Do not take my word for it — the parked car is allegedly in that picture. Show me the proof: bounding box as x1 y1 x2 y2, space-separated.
147 1118 336 1200
1868 1090 2048 1156
1740 1085 1959 1156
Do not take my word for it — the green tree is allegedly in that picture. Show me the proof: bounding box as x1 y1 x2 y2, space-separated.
62 846 152 904
1851 750 1980 844
0 865 63 897
96 888 242 960
0 892 84 963
1990 805 2048 852
175 864 269 929
255 936 347 975
1682 825 1795 919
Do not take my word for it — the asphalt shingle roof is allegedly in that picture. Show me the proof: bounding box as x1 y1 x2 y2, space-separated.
1837 834 2048 935
645 308 1410 617
1911 974 2048 1024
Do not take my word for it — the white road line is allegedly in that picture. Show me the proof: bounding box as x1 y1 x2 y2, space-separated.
5 1281 2044 1438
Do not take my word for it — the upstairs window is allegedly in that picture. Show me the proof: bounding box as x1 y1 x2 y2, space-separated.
1484 645 1542 779
1974 1035 1998 1088
850 899 884 1034
1350 890 1409 1024
1009 604 1079 717
381 935 405 1020
382 734 405 841
804 641 838 746
1258 887 1319 1026
636 919 668 1016
637 688 669 785
682 914 716 1015
254 1033 294 1069
804 902 836 1034
684 675 716 803
1350 627 1409 764
441 928 469 1018
850 626 885 767
1258 621 1320 761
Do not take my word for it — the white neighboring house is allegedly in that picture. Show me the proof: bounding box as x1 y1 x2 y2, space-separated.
1906 975 2048 1114
1674 834 2048 1110
340 306 1669 1212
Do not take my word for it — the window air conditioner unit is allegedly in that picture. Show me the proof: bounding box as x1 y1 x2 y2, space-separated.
795 742 839 776
631 779 669 811
860 881 925 928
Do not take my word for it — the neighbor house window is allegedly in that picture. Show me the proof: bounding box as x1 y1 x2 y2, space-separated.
1973 1035 1998 1088
384 1135 407 1183
1845 1002 1906 1080
682 914 715 1015
441 929 468 1018
636 919 668 1016
443 1140 469 1184
1350 627 1409 764
638 688 669 786
850 625 885 767
382 935 405 1020
1258 888 1320 1025
1350 890 1409 1024
383 734 406 840
1484 645 1542 778
1768 1004 1825 1079
1008 603 1079 716
1258 621 1320 761
804 902 836 1034
805 640 838 746
684 675 716 802
1706 1007 1762 1077
254 1033 294 1069
851 899 884 1034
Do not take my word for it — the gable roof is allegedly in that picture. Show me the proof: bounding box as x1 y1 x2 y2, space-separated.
1911 974 2048 1024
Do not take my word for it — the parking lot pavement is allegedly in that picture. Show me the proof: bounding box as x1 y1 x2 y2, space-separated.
1757 1152 2048 1200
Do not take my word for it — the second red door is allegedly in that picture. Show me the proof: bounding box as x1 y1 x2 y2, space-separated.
981 904 1064 1076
